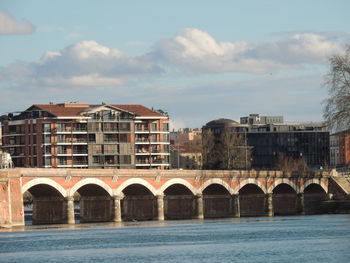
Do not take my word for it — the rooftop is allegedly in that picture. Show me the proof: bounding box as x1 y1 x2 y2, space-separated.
8 103 166 119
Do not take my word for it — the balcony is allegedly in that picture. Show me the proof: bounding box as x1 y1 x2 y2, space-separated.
135 138 150 144
56 128 87 134
6 130 25 136
135 128 150 133
149 138 170 144
73 161 88 165
103 139 119 144
149 129 170 134
57 138 88 144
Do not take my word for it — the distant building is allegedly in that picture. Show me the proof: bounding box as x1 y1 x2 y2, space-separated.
170 128 202 169
1 103 170 169
202 114 329 170
330 129 350 168
240 114 284 125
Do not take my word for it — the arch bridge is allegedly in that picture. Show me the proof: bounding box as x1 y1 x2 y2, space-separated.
0 168 332 226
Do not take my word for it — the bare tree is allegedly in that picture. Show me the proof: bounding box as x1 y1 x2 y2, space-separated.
202 128 251 170
323 45 350 131
218 128 247 169
202 129 216 169
276 153 309 174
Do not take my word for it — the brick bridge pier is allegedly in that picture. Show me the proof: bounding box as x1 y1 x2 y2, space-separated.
0 168 332 227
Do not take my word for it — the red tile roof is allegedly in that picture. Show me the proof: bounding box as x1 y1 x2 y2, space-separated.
32 103 165 118
33 104 85 117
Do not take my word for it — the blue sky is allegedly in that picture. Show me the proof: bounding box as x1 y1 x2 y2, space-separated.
0 0 349 128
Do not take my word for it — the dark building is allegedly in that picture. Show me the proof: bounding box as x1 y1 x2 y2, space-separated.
202 114 329 170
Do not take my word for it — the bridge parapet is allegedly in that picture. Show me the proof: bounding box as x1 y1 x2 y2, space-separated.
1 168 331 179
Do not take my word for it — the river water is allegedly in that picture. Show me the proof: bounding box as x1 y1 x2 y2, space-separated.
1 215 350 263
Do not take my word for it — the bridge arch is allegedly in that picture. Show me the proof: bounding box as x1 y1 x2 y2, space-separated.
22 178 67 198
268 178 298 194
233 178 267 194
300 179 328 193
115 178 157 196
69 178 113 197
158 178 197 195
199 179 233 195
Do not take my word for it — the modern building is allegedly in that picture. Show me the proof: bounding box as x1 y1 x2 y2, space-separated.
202 114 330 170
240 114 284 125
330 129 350 168
1 103 170 169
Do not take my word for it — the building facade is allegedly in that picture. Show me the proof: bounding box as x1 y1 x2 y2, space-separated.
1 103 170 169
330 129 350 168
202 114 330 170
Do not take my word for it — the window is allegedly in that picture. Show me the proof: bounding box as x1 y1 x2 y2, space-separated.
43 134 51 144
88 134 96 143
120 122 130 131
57 123 67 132
43 156 51 166
163 134 170 142
91 145 102 154
163 123 169 131
151 123 157 131
57 134 66 143
43 123 51 132
58 157 67 165
58 146 66 154
119 134 128 142
44 146 51 154
120 155 131 164
93 156 101 164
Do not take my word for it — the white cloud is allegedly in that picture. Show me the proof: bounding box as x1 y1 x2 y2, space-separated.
0 28 346 90
152 28 344 73
0 40 160 88
0 11 35 35
38 74 124 87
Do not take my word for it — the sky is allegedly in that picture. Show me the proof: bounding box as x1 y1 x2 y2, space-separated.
0 0 349 129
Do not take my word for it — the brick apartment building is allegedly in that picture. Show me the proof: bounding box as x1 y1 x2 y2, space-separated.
0 103 170 169
330 129 350 168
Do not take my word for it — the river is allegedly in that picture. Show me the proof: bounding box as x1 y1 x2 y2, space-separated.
1 215 350 263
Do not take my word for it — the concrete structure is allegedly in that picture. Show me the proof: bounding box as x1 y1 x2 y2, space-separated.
0 168 340 227
1 103 170 169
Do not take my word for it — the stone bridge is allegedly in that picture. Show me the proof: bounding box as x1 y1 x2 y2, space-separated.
0 168 333 227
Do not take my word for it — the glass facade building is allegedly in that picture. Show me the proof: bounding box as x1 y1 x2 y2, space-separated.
202 115 330 170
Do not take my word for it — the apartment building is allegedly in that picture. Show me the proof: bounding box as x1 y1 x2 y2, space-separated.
1 103 170 169
330 129 350 168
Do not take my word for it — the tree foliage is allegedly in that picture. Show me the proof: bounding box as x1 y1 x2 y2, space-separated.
323 45 350 131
